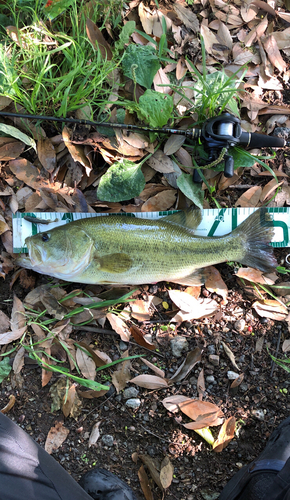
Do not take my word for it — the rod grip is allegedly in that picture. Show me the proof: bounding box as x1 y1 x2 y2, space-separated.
240 132 285 148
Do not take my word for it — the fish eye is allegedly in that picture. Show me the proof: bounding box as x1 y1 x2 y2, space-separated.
41 233 50 242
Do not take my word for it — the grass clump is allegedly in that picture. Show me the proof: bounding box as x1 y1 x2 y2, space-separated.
0 0 120 116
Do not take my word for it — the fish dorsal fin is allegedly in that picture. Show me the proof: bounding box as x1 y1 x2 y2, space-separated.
162 208 202 233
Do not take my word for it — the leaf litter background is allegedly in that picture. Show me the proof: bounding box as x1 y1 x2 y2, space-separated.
1 0 290 499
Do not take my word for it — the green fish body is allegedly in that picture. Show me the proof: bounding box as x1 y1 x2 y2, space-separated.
16 208 277 285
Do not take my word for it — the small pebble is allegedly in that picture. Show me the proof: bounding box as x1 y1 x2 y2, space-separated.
251 409 265 421
209 354 219 366
208 345 216 355
234 319 246 332
125 398 141 410
123 387 139 400
170 336 189 358
101 434 114 447
227 371 240 380
206 375 215 383
119 341 129 351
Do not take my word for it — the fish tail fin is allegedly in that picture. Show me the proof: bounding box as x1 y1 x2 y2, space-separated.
233 209 277 273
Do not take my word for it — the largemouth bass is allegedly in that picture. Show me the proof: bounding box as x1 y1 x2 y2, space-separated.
16 208 277 286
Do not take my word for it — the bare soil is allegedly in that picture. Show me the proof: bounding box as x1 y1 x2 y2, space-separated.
1 257 290 500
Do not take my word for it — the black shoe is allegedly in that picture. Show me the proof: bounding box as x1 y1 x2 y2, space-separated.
79 467 138 500
219 416 290 500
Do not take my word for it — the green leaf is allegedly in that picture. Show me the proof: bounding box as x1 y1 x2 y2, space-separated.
0 357 12 383
122 44 161 89
0 124 37 152
97 159 146 202
43 0 75 21
177 173 204 209
115 21 136 54
137 90 174 128
231 147 257 168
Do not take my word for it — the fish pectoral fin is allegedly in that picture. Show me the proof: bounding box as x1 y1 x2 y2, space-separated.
162 207 202 233
95 253 133 274
171 268 208 286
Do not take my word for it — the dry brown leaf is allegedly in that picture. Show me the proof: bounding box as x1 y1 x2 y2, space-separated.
45 422 69 454
244 16 268 47
184 286 201 300
160 456 174 489
230 373 244 390
12 346 25 374
11 294 26 331
62 383 77 418
235 186 262 207
272 282 290 297
169 348 202 384
138 465 153 500
0 326 27 345
1 395 16 414
176 57 187 80
141 190 176 211
260 179 284 203
107 313 130 341
139 455 163 490
205 266 228 303
0 140 25 160
131 374 168 390
200 25 220 55
164 134 185 156
76 347 96 380
9 158 52 190
37 138 56 173
171 298 218 322
162 394 191 412
271 28 290 50
282 340 290 353
146 150 175 173
213 416 236 452
76 341 108 368
153 68 171 94
0 310 10 333
138 2 154 34
111 350 132 393
141 358 165 378
263 35 287 73
169 289 199 313
88 421 102 448
241 0 259 22
175 147 193 169
236 267 276 285
218 21 233 50
130 324 156 350
62 127 92 176
77 388 109 398
252 300 288 320
197 368 206 401
173 3 199 31
131 299 150 321
222 341 240 371
86 18 112 59
178 399 223 421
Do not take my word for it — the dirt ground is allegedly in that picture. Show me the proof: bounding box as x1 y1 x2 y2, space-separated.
1 254 290 500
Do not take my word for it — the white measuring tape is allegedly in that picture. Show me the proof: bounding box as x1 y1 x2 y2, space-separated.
12 207 290 253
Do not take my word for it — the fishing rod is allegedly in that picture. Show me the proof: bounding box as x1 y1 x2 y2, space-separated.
0 110 287 180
